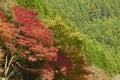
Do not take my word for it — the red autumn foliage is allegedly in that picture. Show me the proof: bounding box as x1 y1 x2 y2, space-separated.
13 6 57 62
57 53 73 75
0 10 7 21
13 6 45 29
40 62 55 80
0 11 16 51
13 6 58 79
13 6 54 45
40 54 73 80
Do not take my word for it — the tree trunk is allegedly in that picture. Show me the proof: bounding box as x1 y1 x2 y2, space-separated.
0 49 5 77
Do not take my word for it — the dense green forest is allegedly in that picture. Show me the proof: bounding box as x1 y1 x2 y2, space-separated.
16 0 120 76
46 0 120 76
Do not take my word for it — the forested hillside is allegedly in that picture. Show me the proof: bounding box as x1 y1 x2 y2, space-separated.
45 0 120 75
16 0 120 76
0 0 120 80
46 0 120 51
16 0 120 74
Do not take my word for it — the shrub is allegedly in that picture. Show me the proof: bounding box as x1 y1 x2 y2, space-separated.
43 17 91 80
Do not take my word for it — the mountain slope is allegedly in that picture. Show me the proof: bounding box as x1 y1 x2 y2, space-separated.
46 0 120 75
16 0 120 76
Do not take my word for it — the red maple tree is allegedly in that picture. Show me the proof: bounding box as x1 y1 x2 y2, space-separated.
13 6 59 80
